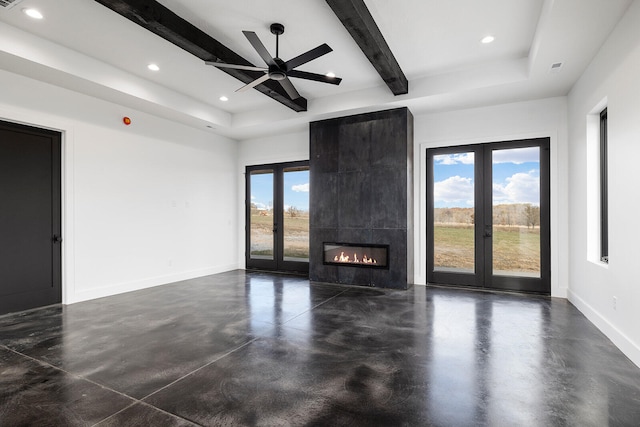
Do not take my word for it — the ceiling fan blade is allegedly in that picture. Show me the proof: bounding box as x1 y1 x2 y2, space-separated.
243 31 276 67
284 44 333 70
205 61 267 72
287 70 342 85
236 73 271 93
278 77 301 100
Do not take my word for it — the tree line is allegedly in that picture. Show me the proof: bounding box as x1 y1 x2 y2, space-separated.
434 204 540 228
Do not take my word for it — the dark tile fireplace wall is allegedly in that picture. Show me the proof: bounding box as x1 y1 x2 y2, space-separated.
309 108 414 289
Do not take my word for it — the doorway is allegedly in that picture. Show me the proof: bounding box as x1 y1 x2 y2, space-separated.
0 120 62 315
427 138 550 294
246 161 309 274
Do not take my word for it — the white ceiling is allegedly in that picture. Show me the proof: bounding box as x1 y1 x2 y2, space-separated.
0 0 633 139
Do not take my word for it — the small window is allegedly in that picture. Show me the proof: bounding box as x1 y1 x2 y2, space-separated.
600 108 608 263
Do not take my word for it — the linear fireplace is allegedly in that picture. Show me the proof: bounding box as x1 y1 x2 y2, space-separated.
323 243 389 269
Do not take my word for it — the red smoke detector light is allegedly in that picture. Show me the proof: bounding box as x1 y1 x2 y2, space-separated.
123 117 132 125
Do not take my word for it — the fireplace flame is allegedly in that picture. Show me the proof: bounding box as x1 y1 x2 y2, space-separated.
334 251 377 265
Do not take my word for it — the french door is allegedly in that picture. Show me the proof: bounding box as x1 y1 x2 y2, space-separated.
427 138 550 294
246 161 309 274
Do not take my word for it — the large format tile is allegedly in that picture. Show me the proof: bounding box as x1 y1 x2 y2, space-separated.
2 270 640 426
94 403 198 427
145 327 429 426
0 271 344 399
0 347 133 426
0 296 275 399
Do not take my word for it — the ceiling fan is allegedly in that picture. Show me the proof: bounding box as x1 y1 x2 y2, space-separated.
206 23 342 100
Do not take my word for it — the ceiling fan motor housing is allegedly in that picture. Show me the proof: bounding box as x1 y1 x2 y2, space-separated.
270 23 285 36
269 58 287 80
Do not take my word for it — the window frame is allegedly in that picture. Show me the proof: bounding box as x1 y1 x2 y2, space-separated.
600 108 608 263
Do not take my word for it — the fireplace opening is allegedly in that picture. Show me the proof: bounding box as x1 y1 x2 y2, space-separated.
323 242 389 269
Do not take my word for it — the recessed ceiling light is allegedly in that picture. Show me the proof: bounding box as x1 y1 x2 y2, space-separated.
326 72 336 78
23 8 43 19
219 96 229 102
481 35 495 44
147 63 160 71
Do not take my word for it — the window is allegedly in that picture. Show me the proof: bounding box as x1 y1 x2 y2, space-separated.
600 108 608 263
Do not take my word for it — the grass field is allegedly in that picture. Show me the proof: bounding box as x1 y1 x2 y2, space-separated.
249 215 540 272
250 213 309 259
434 223 540 272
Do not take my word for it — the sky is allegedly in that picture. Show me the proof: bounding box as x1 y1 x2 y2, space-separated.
433 147 540 208
251 169 309 211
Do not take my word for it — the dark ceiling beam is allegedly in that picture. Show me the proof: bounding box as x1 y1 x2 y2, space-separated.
93 0 307 112
325 0 408 95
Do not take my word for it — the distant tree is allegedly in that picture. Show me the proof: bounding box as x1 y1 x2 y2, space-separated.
287 206 300 218
441 208 453 223
523 204 540 228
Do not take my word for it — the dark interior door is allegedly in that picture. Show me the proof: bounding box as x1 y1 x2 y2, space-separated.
0 120 62 315
427 138 550 294
246 161 309 274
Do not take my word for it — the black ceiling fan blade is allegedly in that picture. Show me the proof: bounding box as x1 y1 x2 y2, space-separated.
205 61 267 72
287 70 342 85
236 73 271 93
284 44 333 71
278 77 301 100
243 31 277 67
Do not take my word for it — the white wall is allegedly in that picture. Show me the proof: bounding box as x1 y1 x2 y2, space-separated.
567 0 640 367
236 131 309 265
0 70 239 304
412 97 569 298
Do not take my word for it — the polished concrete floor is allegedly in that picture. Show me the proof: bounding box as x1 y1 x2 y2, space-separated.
1 270 640 426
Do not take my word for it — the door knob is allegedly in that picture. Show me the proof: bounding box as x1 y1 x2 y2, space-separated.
52 235 63 243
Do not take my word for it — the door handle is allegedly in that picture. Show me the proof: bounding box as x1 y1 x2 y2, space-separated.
52 235 63 243
273 224 278 233
483 226 492 238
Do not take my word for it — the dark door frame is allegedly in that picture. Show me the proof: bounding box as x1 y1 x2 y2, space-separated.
245 160 309 275
427 138 551 294
0 119 63 314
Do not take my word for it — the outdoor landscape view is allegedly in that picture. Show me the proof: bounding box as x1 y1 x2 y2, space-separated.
249 168 309 261
248 147 540 275
433 147 541 277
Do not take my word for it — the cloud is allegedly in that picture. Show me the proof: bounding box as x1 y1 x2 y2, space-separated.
435 153 475 165
493 147 539 164
292 183 309 192
434 176 474 205
493 170 539 204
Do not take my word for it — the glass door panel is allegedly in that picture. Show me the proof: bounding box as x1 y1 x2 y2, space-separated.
491 147 541 278
246 161 309 274
248 169 275 261
282 166 309 262
428 139 550 294
432 152 475 274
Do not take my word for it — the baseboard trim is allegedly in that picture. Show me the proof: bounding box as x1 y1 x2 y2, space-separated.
568 289 640 368
67 264 238 304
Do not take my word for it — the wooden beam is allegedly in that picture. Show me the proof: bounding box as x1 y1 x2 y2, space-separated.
325 0 408 95
93 0 307 112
